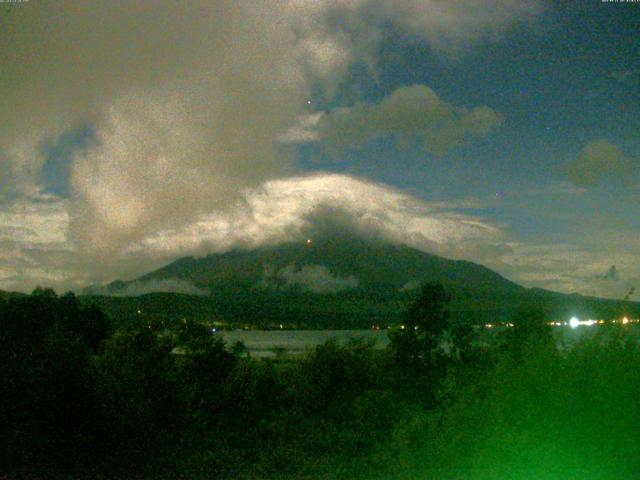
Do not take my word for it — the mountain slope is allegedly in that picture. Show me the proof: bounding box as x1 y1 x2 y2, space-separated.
139 234 521 293
81 235 640 327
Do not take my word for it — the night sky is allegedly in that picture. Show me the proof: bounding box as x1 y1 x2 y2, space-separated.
0 0 639 298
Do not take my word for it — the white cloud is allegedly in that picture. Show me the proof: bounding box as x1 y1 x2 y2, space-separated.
378 0 542 51
137 173 502 261
526 180 587 197
0 196 69 246
286 0 543 62
564 139 638 187
1 0 543 266
0 173 504 293
288 85 503 155
483 242 640 299
2 1 326 258
0 173 638 301
0 195 76 292
0 1 564 296
89 279 209 297
279 113 325 144
265 264 359 294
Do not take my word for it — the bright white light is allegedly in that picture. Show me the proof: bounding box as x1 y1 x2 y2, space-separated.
569 317 580 329
622 317 629 325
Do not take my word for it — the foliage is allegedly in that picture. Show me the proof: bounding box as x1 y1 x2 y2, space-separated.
389 282 452 367
0 291 104 473
500 306 554 358
3 285 640 479
376 330 640 479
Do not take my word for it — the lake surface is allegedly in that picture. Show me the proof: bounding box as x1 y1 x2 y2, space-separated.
219 329 389 357
217 324 640 357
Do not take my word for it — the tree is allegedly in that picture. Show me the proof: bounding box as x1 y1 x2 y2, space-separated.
390 283 451 368
450 321 476 361
56 292 110 353
79 304 111 353
230 340 247 357
0 289 102 472
502 306 552 358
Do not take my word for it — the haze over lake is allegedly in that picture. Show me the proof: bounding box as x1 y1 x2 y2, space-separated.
218 324 640 357
220 329 389 357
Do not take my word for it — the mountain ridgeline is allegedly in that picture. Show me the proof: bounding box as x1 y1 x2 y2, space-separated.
81 235 640 328
140 235 520 293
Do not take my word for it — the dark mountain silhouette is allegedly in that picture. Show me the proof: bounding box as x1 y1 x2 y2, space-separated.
80 233 640 327
137 234 521 293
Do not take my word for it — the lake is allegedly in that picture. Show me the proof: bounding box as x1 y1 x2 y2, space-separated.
216 324 639 357
218 329 389 357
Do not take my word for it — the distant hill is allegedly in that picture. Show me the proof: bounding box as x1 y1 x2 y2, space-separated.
80 234 640 328
0 290 26 301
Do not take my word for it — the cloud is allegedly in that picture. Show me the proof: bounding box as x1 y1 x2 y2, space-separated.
0 1 547 293
0 192 78 292
377 0 542 51
89 279 209 297
287 1 543 63
264 264 358 294
0 173 504 292
0 197 68 246
288 85 503 155
40 125 93 197
137 173 502 262
279 113 324 144
526 180 587 197
0 0 541 263
484 242 640 299
564 139 638 187
1 1 328 258
1 173 639 301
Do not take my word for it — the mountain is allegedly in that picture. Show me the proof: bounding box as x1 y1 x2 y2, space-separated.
0 290 26 301
80 234 640 328
138 234 521 294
